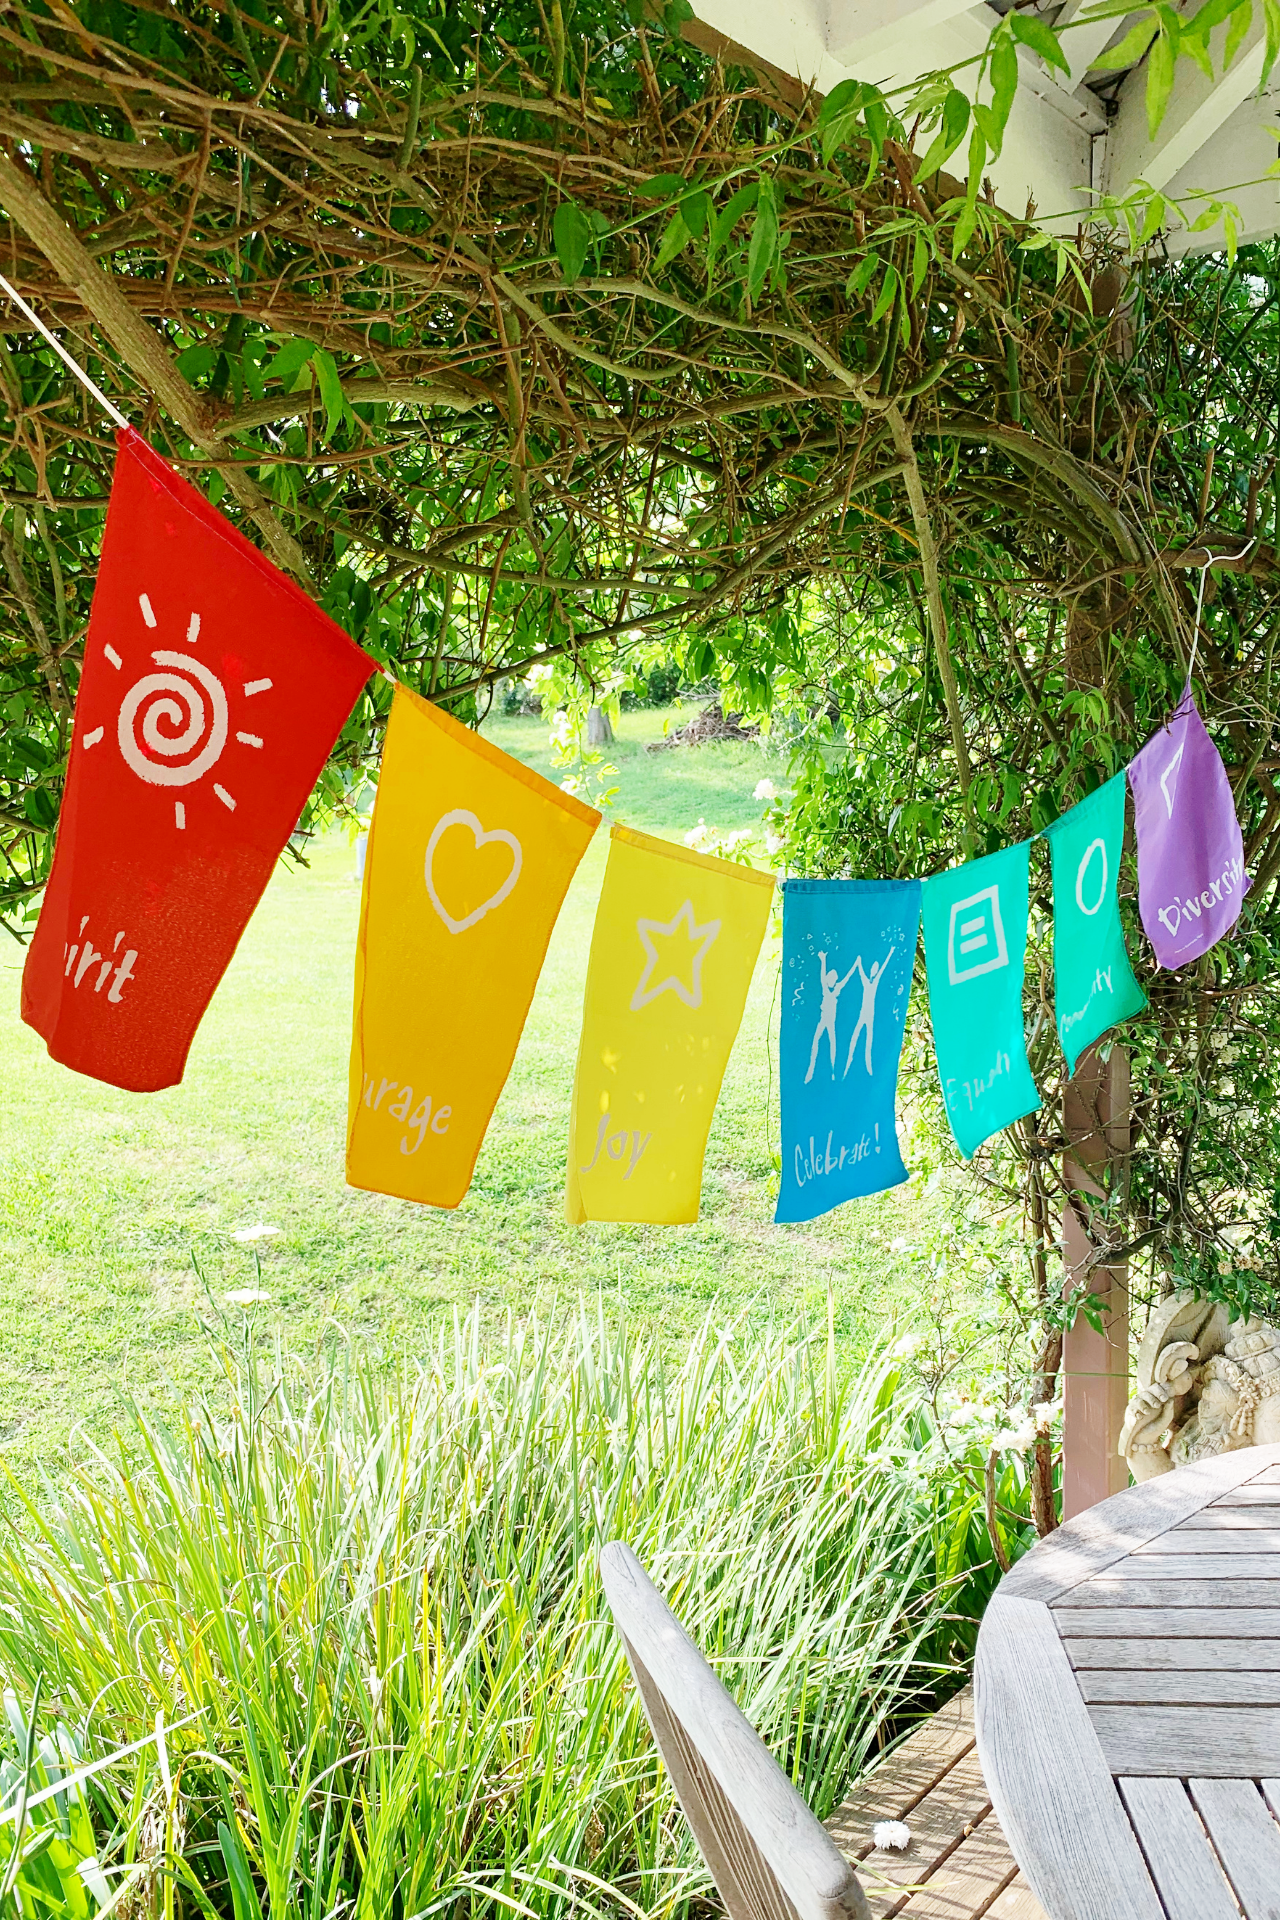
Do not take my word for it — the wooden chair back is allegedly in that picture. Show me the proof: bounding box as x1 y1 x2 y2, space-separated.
600 1541 870 1920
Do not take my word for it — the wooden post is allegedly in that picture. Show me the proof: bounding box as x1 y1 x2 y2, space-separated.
1061 1042 1131 1518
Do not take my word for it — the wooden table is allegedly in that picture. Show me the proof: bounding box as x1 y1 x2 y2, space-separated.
974 1441 1280 1919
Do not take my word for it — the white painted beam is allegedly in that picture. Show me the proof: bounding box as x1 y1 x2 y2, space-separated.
826 0 980 70
1158 86 1280 254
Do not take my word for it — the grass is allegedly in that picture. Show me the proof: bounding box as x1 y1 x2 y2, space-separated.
0 1307 984 1919
0 704 937 1474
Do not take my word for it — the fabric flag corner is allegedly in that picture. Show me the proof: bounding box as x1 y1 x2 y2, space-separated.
775 877 920 1223
1044 771 1146 1075
921 841 1039 1159
21 427 373 1093
348 685 599 1209
1129 689 1249 970
566 824 774 1225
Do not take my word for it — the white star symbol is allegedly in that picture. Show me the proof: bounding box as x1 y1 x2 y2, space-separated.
630 899 722 1011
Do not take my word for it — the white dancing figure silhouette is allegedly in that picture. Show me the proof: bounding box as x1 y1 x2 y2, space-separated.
805 951 857 1083
844 947 895 1078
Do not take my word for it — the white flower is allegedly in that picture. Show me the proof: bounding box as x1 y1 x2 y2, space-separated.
231 1223 281 1244
873 1822 912 1851
889 1237 910 1254
765 831 783 856
224 1289 271 1307
754 778 778 801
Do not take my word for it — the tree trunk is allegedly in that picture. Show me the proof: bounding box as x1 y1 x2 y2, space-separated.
586 704 614 747
1061 1042 1132 1519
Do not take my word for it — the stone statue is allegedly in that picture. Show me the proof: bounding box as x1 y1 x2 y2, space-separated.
1119 1291 1280 1480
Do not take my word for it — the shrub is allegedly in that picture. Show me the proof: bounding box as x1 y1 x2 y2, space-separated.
0 1306 985 1917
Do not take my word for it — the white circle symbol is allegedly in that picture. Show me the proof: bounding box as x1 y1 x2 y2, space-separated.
117 650 228 788
1075 836 1107 916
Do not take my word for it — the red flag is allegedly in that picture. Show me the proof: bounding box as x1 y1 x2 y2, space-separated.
22 429 373 1091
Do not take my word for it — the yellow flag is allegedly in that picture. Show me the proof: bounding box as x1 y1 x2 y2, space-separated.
566 824 774 1224
349 686 599 1207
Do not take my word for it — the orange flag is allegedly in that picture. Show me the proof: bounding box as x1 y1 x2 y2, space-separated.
348 686 598 1206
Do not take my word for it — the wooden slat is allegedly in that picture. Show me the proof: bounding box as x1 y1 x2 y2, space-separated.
1118 1777 1241 1920
1140 1529 1280 1552
999 1447 1280 1605
973 1594 1163 1917
1246 1465 1280 1485
985 1879 1048 1920
1080 1669 1280 1705
1065 1578 1280 1607
827 1689 976 1861
1092 1705 1280 1776
846 1748 993 1910
1170 1510 1280 1531
1053 1607 1280 1638
1094 1555 1280 1579
1064 1637 1280 1671
1191 1777 1280 1914
892 1816 1021 1920
1210 1488 1280 1507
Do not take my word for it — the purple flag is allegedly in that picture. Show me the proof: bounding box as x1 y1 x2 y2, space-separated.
1129 689 1249 970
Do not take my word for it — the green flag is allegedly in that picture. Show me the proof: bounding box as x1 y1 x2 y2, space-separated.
1044 772 1146 1075
922 842 1040 1159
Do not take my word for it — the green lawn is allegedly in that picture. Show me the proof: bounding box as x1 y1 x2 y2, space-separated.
0 704 931 1472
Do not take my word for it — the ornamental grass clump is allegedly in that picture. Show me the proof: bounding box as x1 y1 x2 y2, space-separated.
0 1307 964 1917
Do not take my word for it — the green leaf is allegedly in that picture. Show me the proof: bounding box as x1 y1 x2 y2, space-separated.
1009 11 1071 71
1182 29 1215 75
1139 190 1167 241
952 202 979 257
746 178 779 300
653 207 690 270
1226 0 1254 65
311 350 347 442
1146 30 1177 138
680 189 713 239
1088 15 1159 68
911 231 930 295
846 252 881 298
634 172 687 197
707 182 759 279
916 86 970 182
988 31 1019 153
815 76 865 128
218 1820 264 1920
1264 0 1280 85
965 122 989 206
265 337 315 391
552 200 592 284
870 263 898 325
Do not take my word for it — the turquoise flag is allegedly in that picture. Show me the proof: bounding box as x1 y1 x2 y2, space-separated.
1044 773 1147 1075
921 843 1039 1158
774 878 920 1223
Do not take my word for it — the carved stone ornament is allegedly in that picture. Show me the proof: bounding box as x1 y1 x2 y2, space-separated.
1119 1291 1280 1481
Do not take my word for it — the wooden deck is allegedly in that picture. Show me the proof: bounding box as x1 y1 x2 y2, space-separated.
826 1687 1046 1919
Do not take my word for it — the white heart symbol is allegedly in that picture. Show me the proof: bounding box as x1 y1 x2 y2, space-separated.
424 808 523 934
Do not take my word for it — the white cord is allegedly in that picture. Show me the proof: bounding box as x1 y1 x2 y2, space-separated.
0 269 130 430
1188 535 1258 685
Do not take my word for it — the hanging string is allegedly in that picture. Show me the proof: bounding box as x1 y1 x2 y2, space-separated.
1187 536 1258 686
0 270 130 431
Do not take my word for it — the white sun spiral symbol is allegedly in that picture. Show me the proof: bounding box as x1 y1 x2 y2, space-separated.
117 652 228 787
82 592 271 828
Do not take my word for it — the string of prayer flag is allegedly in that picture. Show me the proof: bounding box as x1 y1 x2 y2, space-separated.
347 685 599 1208
775 878 920 1223
566 824 774 1224
1044 772 1147 1075
1129 688 1249 969
921 841 1040 1159
21 427 374 1092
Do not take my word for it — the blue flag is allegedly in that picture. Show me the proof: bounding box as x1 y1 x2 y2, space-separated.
775 878 921 1224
